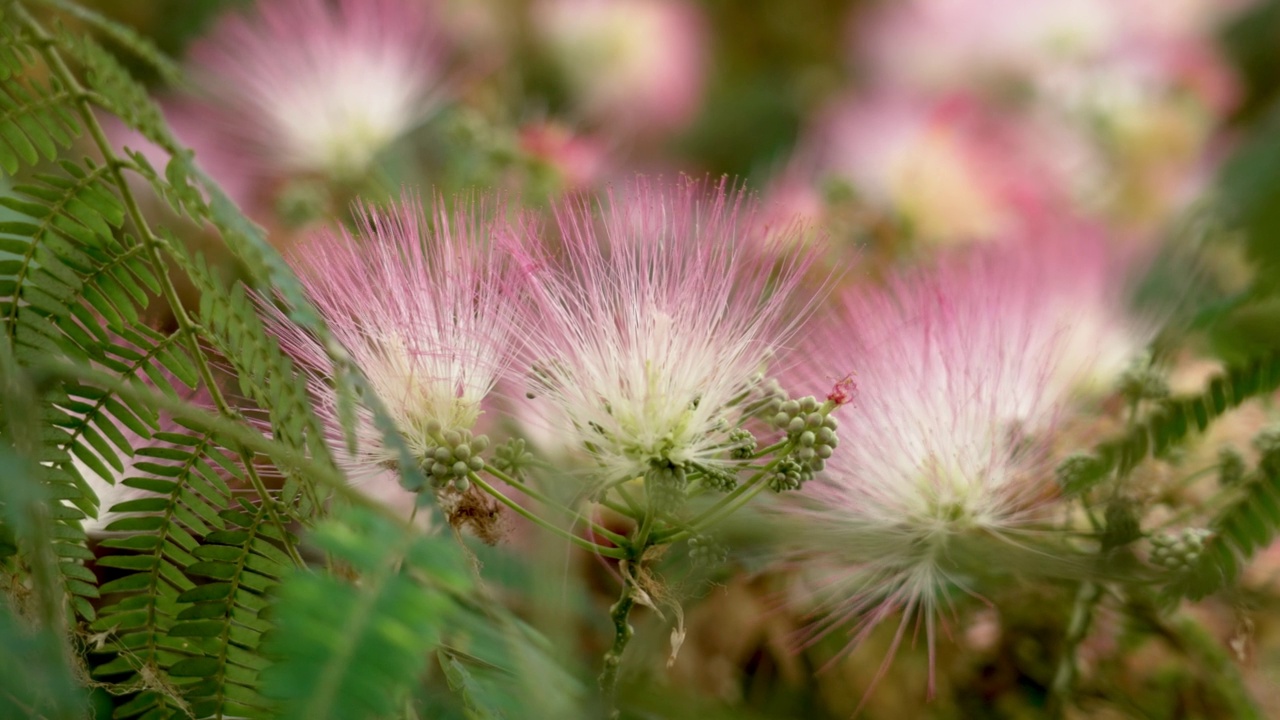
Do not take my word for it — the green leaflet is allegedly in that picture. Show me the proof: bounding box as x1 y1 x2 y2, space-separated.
1060 350 1280 496
262 507 470 720
1168 448 1280 600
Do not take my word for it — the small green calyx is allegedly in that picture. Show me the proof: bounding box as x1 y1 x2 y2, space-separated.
645 461 689 513
492 438 536 475
422 428 489 491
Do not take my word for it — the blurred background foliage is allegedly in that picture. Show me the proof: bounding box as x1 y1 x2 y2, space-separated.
6 0 1280 718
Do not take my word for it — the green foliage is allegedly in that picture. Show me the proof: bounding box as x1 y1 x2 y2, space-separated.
262 506 470 720
185 254 335 511
0 5 392 718
88 429 289 719
0 600 86 719
1060 350 1280 496
426 606 585 720
32 0 183 83
1167 434 1280 600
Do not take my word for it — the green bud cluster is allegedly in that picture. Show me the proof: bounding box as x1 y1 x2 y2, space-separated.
728 428 757 460
424 429 489 490
1055 452 1105 495
688 534 728 566
646 462 688 513
697 463 739 492
1217 446 1246 487
765 395 838 490
491 438 535 474
770 458 810 492
1149 528 1213 572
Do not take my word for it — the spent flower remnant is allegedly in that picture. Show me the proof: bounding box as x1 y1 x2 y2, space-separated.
776 238 1149 693
514 177 818 494
265 194 519 491
187 0 446 184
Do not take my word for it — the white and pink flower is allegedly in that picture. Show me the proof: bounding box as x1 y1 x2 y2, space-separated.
186 0 447 185
774 233 1154 692
512 177 818 485
265 194 520 487
533 0 708 135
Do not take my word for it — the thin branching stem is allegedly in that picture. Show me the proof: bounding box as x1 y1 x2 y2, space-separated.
1047 580 1102 718
598 561 637 720
481 465 630 547
656 458 782 544
468 471 628 559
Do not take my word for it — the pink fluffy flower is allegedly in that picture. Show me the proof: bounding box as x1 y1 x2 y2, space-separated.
532 0 708 135
801 90 1094 246
774 234 1153 693
512 177 817 485
187 0 446 184
265 194 520 488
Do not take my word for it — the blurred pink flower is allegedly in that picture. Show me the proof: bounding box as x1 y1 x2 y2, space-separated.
264 193 521 489
853 0 1123 93
774 233 1153 694
801 91 1093 246
851 0 1246 111
512 177 817 484
519 122 609 190
186 0 447 184
847 0 1246 225
533 0 708 135
101 100 255 211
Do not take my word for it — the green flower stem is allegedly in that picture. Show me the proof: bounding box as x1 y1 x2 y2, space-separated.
481 465 630 547
655 457 783 544
750 439 789 460
20 7 305 567
468 472 627 559
598 562 637 720
594 494 641 522
611 484 645 517
632 505 654 551
1047 581 1102 718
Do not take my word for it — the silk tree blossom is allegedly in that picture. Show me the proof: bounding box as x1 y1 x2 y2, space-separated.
773 237 1152 694
850 0 1244 108
799 91 1097 247
846 0 1244 228
264 194 520 490
187 0 446 183
513 177 817 488
533 0 708 134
